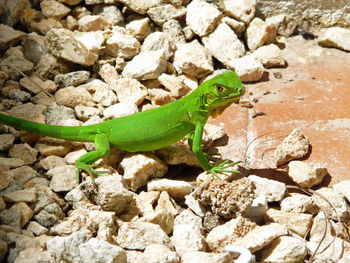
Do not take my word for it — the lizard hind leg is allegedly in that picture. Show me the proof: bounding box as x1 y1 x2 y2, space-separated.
75 133 111 183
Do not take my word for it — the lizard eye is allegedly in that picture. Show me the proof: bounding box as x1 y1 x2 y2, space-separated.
216 85 224 93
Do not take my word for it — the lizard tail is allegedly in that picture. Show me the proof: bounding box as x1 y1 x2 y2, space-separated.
0 113 96 142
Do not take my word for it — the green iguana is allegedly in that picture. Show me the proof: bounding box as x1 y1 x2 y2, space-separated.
0 71 245 182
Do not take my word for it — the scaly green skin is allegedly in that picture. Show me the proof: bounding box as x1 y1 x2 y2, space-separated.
0 71 245 182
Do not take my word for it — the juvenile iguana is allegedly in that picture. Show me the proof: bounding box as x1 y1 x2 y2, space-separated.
0 71 245 182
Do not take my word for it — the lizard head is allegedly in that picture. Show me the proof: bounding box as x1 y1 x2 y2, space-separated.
203 71 245 118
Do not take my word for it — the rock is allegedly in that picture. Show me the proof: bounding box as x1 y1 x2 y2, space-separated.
202 23 245 67
0 134 15 151
252 44 286 68
9 143 38 165
122 50 167 80
280 193 319 214
144 208 174 235
0 170 14 191
55 86 94 108
79 238 127 263
0 157 25 169
248 175 287 202
186 0 222 37
104 26 140 59
92 4 124 26
78 15 111 32
156 144 199 167
206 216 257 252
126 17 152 41
162 19 186 47
75 106 100 121
318 27 350 52
92 82 117 107
171 210 205 254
27 221 49 236
45 28 98 66
34 202 65 227
309 211 335 243
47 165 77 192
246 17 277 51
0 24 26 50
220 0 256 24
35 137 75 157
111 78 147 105
40 0 71 20
39 156 66 170
14 247 54 263
184 194 207 217
147 88 174 106
288 161 328 188
193 177 255 218
136 191 160 216
202 123 226 147
333 180 350 202
147 4 186 26
0 202 34 228
54 71 90 88
79 175 134 213
141 244 180 263
156 191 179 216
75 31 105 54
0 50 34 80
120 153 167 191
141 32 174 60
274 128 310 167
181 251 233 263
173 40 213 78
265 208 313 237
32 183 66 213
222 17 246 37
8 89 31 102
229 54 264 82
261 236 307 263
266 14 297 37
147 178 192 199
43 103 76 126
116 222 173 250
103 102 138 119
117 0 163 15
21 32 47 64
312 187 350 222
1 188 37 203
229 223 289 253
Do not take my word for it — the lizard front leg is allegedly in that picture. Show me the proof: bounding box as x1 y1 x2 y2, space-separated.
75 133 111 183
190 122 240 179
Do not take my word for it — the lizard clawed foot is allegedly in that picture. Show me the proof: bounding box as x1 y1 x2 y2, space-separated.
76 162 112 183
208 160 241 179
204 151 222 162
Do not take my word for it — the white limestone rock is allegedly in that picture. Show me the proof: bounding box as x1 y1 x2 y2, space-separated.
162 19 186 47
274 128 310 166
280 193 319 214
111 78 147 105
252 44 286 68
55 86 94 108
333 180 350 202
229 54 264 82
220 0 256 24
173 40 213 78
79 175 135 214
0 24 25 50
40 0 71 20
47 165 77 192
74 106 100 121
54 71 90 88
266 14 297 37
147 4 186 26
261 236 307 263
141 32 174 60
186 0 222 37
126 17 152 41
122 50 167 80
1 188 37 203
104 26 141 59
117 0 163 15
77 15 112 32
265 208 313 237
147 178 193 199
141 244 180 263
246 17 277 51
9 143 38 165
312 187 350 222
75 31 105 53
288 161 328 188
120 153 168 191
318 27 350 52
116 221 173 250
181 252 233 263
92 83 117 107
202 23 245 66
103 102 138 119
158 73 191 98
92 3 124 26
248 175 287 202
206 216 257 252
222 17 246 37
45 28 98 66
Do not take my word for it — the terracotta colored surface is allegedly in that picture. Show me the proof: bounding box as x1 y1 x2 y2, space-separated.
211 36 350 186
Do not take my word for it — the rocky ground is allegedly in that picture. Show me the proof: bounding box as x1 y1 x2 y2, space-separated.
0 0 350 262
